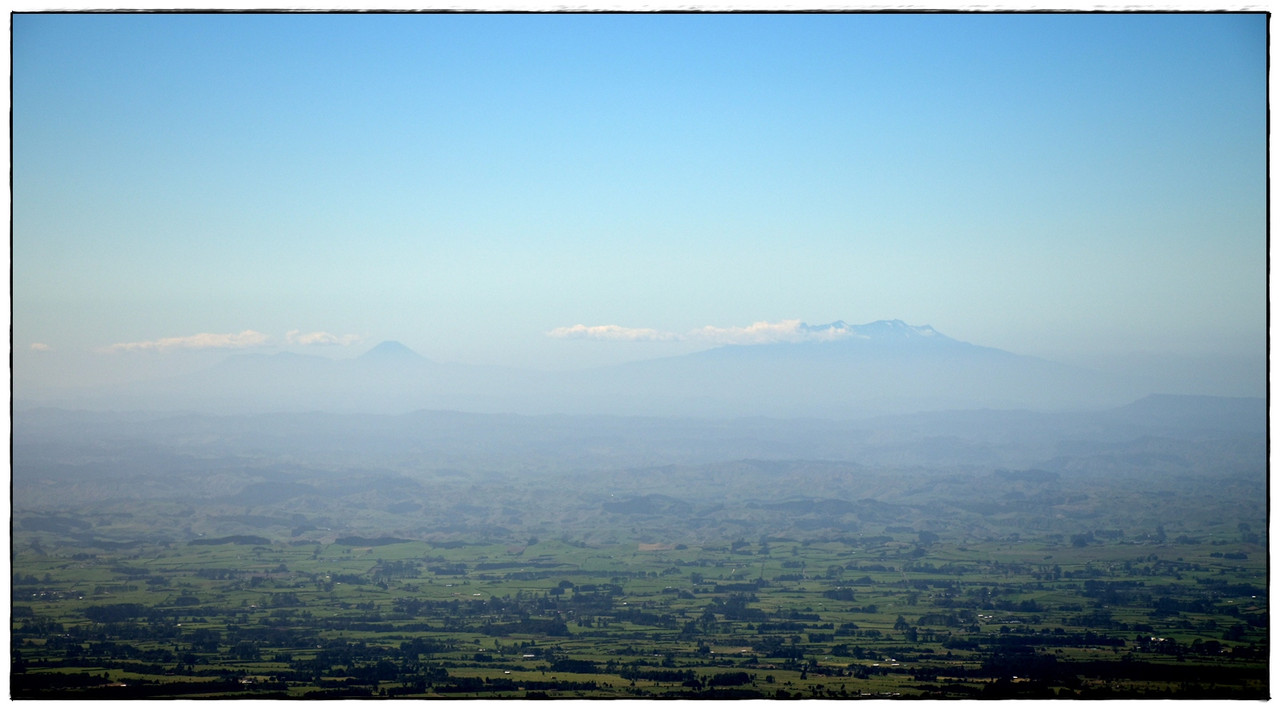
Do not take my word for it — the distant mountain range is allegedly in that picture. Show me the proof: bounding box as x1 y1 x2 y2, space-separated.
25 320 1179 417
575 320 1146 417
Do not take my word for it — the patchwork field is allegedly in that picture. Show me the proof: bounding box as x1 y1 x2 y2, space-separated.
11 405 1267 699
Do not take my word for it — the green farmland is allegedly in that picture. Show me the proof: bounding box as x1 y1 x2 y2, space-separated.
11 406 1268 699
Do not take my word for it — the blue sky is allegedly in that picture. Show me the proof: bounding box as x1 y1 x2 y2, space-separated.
12 12 1267 390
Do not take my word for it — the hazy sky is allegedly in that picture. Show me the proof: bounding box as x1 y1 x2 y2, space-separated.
12 12 1267 388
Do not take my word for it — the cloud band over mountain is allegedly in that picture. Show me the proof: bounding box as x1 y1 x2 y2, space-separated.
103 330 271 353
286 330 363 346
548 319 938 346
694 320 844 345
546 324 679 342
100 329 367 353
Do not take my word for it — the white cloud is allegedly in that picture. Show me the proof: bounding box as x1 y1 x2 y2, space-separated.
102 330 270 353
29 342 51 351
691 319 811 344
286 330 363 346
546 324 679 342
550 319 862 346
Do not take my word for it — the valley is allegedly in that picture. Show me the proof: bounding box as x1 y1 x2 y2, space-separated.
11 396 1267 699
